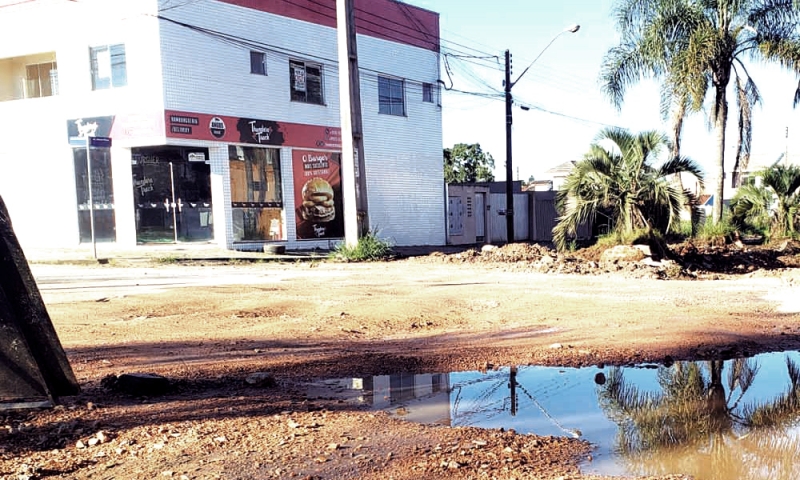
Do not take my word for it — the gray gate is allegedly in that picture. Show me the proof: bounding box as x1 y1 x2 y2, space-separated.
475 193 485 239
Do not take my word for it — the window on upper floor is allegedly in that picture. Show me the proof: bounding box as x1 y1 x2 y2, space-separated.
378 76 405 116
25 61 58 98
0 53 58 102
90 44 127 90
422 82 434 103
250 51 267 75
290 60 324 105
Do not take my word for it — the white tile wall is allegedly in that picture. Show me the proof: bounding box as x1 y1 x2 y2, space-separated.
158 1 445 247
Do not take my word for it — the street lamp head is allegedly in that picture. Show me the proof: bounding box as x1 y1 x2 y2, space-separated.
565 24 580 33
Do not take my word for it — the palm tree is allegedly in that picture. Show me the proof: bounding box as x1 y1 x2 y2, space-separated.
601 0 800 224
552 127 703 251
731 164 800 238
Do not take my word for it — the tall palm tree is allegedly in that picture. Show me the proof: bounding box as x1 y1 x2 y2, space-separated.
552 127 703 250
731 164 800 238
602 0 800 224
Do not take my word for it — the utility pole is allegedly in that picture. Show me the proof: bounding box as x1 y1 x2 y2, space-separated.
502 25 579 245
504 49 515 244
336 0 369 246
509 365 518 416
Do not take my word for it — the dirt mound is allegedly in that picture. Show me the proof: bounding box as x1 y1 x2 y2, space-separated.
408 240 800 280
674 239 800 275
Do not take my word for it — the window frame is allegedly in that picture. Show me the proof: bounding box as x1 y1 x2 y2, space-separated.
90 43 127 90
228 145 284 242
422 82 434 103
250 50 267 75
25 61 58 98
378 76 406 116
289 59 324 105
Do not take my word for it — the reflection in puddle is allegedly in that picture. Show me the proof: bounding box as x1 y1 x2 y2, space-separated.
304 351 800 480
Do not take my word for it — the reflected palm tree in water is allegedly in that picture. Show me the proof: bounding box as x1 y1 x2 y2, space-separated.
598 356 800 480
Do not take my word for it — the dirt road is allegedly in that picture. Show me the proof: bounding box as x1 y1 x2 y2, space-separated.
4 258 800 479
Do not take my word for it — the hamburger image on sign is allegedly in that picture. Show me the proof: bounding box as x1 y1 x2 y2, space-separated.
301 177 335 223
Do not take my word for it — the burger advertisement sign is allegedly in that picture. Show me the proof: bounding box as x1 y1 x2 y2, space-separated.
292 150 344 239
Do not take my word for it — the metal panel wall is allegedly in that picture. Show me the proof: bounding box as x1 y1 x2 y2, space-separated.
531 191 557 242
487 193 529 243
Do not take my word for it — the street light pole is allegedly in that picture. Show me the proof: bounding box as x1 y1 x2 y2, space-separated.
504 49 514 243
504 24 580 244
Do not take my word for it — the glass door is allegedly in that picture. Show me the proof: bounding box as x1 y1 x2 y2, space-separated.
132 147 212 243
73 147 116 243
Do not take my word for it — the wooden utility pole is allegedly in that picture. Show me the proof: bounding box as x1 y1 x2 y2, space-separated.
337 0 369 246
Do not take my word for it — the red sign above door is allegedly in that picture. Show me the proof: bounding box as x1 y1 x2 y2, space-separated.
164 110 342 150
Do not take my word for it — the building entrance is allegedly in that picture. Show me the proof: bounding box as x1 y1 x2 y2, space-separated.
131 146 213 243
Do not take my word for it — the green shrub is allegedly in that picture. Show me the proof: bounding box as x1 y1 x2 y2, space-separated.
669 219 694 237
695 213 736 244
596 228 655 248
155 255 179 264
331 231 393 262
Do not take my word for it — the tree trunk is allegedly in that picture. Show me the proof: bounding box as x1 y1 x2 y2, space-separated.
712 88 728 224
671 99 685 160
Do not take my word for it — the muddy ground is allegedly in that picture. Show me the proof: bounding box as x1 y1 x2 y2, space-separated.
3 242 800 480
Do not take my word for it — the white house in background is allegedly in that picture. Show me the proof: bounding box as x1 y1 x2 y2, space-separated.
0 0 445 252
697 150 795 216
543 161 577 191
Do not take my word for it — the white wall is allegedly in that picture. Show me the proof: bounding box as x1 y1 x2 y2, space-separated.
0 0 165 248
357 35 445 246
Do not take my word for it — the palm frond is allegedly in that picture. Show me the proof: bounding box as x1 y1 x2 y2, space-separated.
601 44 655 109
757 37 800 72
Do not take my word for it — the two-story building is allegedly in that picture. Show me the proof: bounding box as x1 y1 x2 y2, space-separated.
0 0 445 251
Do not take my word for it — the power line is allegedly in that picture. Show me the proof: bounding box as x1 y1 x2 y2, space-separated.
162 12 616 129
284 0 505 69
0 0 36 8
283 0 439 52
157 15 441 97
514 98 626 129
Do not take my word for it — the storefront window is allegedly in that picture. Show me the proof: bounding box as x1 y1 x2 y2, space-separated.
73 147 116 242
229 145 284 241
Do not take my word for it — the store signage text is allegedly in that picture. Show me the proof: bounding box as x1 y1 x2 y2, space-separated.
301 153 330 176
249 121 273 143
134 177 154 195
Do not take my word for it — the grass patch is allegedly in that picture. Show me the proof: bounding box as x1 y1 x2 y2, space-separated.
669 219 694 237
695 215 736 245
155 255 180 264
595 228 655 248
330 231 393 262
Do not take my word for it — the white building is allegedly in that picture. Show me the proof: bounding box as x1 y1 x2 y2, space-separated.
0 0 445 251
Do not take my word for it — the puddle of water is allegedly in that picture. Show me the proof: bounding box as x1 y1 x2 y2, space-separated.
304 351 800 480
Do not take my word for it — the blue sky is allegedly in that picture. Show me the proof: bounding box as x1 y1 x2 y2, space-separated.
404 0 800 186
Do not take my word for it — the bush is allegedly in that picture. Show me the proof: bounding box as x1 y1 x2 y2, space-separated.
331 231 393 262
669 219 694 237
596 228 653 248
694 213 736 245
